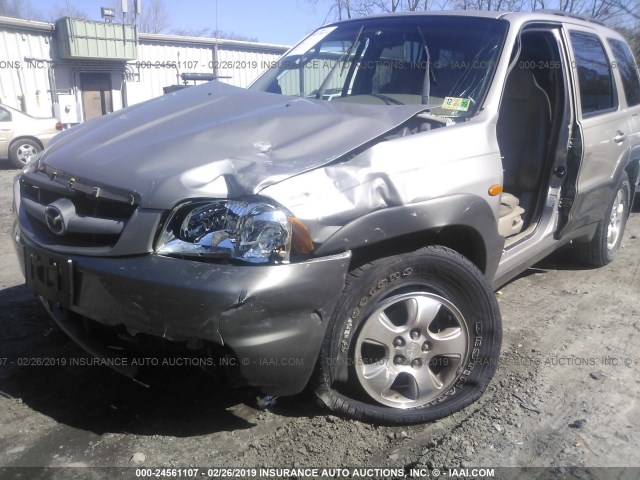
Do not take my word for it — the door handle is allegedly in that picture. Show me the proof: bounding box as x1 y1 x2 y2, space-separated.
614 131 626 143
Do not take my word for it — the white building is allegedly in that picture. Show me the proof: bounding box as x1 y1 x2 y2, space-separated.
0 15 289 124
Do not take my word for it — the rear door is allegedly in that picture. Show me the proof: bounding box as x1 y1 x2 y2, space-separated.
606 37 640 193
0 107 14 157
557 26 631 237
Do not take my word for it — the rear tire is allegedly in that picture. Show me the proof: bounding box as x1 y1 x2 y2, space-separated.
574 172 630 267
314 246 501 424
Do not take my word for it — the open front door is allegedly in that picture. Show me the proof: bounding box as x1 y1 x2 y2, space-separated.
497 26 574 243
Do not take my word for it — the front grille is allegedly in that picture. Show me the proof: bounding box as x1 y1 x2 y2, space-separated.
20 173 137 248
27 215 121 247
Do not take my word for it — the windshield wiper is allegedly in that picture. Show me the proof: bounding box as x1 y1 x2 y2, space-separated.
417 26 434 106
316 25 364 100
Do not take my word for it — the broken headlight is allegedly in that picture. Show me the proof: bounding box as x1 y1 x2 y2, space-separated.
156 199 311 264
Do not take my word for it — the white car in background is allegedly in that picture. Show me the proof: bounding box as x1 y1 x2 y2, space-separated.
0 104 61 168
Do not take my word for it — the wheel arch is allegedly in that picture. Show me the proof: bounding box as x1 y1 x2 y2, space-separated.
347 225 488 274
314 194 504 281
625 158 639 208
9 136 44 152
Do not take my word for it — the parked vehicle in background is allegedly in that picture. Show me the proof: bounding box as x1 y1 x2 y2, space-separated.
0 104 61 168
11 11 640 424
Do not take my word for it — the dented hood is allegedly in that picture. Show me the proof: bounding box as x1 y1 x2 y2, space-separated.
42 81 426 208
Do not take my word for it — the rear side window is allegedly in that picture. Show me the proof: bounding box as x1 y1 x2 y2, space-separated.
608 38 640 106
570 32 616 116
0 108 10 122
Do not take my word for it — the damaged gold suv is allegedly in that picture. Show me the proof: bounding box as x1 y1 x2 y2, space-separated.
13 11 639 424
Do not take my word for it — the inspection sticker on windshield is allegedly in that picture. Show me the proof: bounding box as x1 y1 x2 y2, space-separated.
442 97 471 111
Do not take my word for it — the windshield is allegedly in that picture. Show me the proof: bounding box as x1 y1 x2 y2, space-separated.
250 16 508 119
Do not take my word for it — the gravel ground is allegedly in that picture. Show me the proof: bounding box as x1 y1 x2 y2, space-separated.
0 161 639 479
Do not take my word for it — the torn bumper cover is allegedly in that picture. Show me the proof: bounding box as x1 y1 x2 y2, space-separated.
13 229 351 396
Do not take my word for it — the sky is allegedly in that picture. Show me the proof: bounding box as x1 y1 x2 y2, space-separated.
30 0 333 46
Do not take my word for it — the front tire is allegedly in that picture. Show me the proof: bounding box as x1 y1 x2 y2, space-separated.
314 246 501 424
9 139 41 168
574 172 630 267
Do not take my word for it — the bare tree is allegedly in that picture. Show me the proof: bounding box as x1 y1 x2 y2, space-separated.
308 0 466 19
137 0 171 34
47 4 91 21
309 0 638 23
617 23 640 58
528 0 638 23
458 0 525 11
170 26 258 42
307 0 357 20
211 30 258 42
171 26 211 37
0 0 39 19
370 0 402 12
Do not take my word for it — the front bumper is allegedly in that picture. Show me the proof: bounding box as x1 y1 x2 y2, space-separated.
13 223 351 395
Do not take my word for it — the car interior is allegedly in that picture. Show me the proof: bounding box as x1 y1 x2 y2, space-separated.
331 30 501 115
496 29 565 243
356 28 567 243
265 25 567 243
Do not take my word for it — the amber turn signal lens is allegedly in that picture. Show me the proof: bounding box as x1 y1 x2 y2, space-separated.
290 217 314 253
488 184 503 196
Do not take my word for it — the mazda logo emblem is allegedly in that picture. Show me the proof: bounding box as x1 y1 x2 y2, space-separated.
45 205 66 236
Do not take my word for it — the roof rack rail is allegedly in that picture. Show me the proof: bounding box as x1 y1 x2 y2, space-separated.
536 9 605 26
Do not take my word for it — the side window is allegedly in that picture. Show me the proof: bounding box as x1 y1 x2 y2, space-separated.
569 32 616 116
607 38 640 107
0 108 10 122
